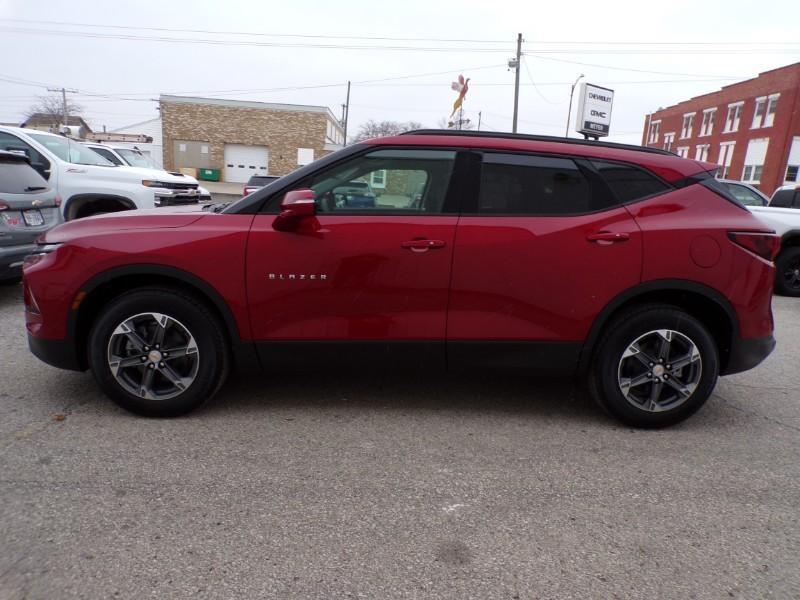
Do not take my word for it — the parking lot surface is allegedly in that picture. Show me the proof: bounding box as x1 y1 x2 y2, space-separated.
0 282 798 599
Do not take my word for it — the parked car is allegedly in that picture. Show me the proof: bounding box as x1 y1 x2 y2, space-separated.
769 184 800 209
332 180 377 208
0 150 62 283
243 174 280 197
0 126 194 220
718 179 769 207
83 143 212 204
24 130 778 428
747 201 800 296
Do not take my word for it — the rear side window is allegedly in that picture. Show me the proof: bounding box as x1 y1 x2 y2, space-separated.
0 161 49 194
591 160 670 203
770 189 796 208
478 154 602 215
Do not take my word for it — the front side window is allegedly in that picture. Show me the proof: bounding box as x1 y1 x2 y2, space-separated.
770 190 795 208
477 154 612 215
724 183 765 207
302 149 455 214
117 148 156 168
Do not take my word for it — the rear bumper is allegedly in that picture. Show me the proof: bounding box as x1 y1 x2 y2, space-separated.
28 334 84 371
722 334 776 376
0 243 36 280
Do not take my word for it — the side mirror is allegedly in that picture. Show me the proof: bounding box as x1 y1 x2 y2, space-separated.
273 189 316 231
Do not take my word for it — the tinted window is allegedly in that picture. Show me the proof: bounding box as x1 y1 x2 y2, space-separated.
478 154 596 215
27 133 113 166
591 160 670 203
723 182 767 206
302 149 455 214
0 160 49 194
770 190 795 208
90 147 123 166
248 175 279 186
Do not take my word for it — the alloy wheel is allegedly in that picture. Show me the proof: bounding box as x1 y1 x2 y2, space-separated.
106 312 199 401
617 329 702 413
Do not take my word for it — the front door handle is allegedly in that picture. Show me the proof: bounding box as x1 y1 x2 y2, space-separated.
586 231 630 244
401 239 446 252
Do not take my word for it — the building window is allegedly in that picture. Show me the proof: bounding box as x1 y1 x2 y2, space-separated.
676 146 689 158
695 144 710 161
751 94 778 129
297 148 315 166
787 165 799 183
370 169 387 189
764 94 779 128
700 108 716 136
647 120 661 145
718 142 735 179
663 132 675 152
724 102 743 133
785 137 800 183
680 113 694 139
742 138 769 183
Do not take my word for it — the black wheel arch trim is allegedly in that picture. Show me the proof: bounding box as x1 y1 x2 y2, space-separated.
578 279 740 375
68 263 259 371
64 193 137 219
780 229 800 245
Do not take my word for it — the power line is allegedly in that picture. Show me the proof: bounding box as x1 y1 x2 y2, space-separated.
524 53 744 79
521 56 560 105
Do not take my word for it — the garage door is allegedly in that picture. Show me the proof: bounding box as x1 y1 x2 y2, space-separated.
224 144 268 183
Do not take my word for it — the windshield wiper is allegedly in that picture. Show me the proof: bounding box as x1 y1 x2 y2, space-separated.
25 186 47 191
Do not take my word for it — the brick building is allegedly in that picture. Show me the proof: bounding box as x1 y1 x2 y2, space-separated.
160 95 344 183
642 62 800 196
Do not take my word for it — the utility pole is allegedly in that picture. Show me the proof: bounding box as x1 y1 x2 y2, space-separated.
511 33 522 133
342 80 351 146
46 86 78 133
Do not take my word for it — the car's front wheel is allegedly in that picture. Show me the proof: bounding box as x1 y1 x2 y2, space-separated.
88 287 229 416
590 304 719 428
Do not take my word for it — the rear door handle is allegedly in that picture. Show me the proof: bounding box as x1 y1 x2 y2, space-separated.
401 239 446 252
586 231 630 243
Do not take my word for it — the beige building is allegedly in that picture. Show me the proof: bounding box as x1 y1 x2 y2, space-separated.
159 95 344 183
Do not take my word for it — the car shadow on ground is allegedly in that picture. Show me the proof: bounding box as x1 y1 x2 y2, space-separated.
196 370 609 425
0 280 22 305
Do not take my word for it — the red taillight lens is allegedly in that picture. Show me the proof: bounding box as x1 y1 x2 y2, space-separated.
243 186 250 196
728 231 781 261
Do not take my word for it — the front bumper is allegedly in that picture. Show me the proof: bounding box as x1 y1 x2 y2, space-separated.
722 334 776 375
0 243 36 280
154 189 202 206
28 333 84 371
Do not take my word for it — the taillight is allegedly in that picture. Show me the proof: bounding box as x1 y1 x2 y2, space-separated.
728 231 781 261
243 186 250 196
0 201 8 211
54 194 62 207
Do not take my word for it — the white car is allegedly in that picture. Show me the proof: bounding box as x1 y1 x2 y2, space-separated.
83 143 212 204
0 126 190 220
747 204 800 297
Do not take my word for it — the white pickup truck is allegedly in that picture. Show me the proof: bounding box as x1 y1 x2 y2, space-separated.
749 205 800 296
0 126 194 220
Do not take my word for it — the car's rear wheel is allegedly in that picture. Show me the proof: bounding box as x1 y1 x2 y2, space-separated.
775 247 800 297
88 287 229 416
590 304 719 428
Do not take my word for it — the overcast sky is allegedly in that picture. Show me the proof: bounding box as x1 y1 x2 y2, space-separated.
1 0 798 145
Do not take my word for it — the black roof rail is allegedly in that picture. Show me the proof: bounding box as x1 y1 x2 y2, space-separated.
399 129 675 157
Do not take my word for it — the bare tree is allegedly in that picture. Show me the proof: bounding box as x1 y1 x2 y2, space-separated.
436 111 475 131
25 95 84 130
352 120 424 142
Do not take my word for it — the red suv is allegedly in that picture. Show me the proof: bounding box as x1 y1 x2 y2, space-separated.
23 131 778 427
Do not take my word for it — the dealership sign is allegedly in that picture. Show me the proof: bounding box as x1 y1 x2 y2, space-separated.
576 83 614 137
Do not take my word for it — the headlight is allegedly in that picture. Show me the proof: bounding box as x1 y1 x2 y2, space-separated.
142 180 171 188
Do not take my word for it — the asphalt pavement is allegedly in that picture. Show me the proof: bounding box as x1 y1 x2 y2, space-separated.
0 281 798 599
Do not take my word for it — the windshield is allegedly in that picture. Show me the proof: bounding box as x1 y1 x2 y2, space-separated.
117 148 158 169
27 133 114 167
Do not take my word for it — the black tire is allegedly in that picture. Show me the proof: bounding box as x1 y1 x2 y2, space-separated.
87 286 230 417
589 304 719 428
775 247 800 297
